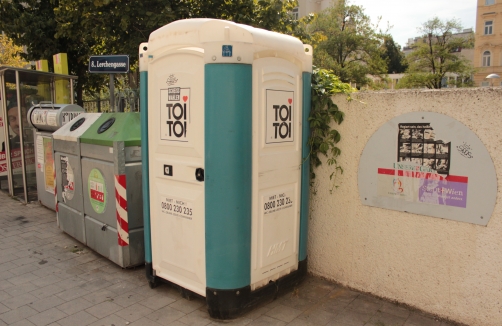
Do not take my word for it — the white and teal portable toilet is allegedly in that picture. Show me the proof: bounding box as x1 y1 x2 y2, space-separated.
142 18 312 319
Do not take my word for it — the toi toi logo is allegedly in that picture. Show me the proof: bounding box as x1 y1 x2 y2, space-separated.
272 101 292 139
162 87 190 142
266 90 294 144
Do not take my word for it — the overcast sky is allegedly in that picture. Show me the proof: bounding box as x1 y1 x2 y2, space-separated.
351 0 477 48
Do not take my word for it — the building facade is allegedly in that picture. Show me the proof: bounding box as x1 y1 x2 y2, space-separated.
474 0 502 86
296 0 336 19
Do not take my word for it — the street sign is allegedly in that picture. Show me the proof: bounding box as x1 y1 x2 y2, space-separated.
89 55 129 74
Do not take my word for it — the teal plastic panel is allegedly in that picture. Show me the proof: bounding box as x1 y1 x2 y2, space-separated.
205 64 252 290
300 72 312 261
140 71 152 263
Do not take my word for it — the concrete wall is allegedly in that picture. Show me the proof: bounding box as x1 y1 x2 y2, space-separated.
308 87 502 326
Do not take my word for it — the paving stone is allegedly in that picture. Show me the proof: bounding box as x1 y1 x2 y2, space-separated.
56 297 95 315
111 291 147 308
81 289 117 305
247 315 287 326
178 309 212 326
3 292 38 309
346 297 382 314
296 308 338 325
28 295 66 313
380 302 411 319
404 313 442 326
169 297 205 314
56 310 98 326
105 280 139 295
9 319 36 326
330 309 374 326
327 288 359 304
85 300 122 319
145 305 186 325
139 293 177 311
87 313 129 326
367 311 408 326
265 304 303 323
0 303 9 315
30 284 65 299
115 302 154 322
0 305 38 324
128 316 163 326
27 307 67 326
55 286 91 301
4 282 39 296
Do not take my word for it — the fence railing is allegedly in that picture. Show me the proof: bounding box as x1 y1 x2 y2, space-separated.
83 93 139 113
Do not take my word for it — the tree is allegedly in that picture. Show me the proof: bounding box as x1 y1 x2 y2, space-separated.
397 17 474 89
307 0 387 87
380 36 407 74
0 35 29 67
1 0 304 105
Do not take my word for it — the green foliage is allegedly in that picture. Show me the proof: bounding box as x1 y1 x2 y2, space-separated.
308 0 387 87
309 67 355 192
399 17 474 89
380 36 407 74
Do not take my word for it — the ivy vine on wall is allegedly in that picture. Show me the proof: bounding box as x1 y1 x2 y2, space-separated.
309 67 356 193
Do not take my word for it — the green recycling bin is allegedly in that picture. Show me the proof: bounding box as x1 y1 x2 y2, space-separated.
79 112 144 267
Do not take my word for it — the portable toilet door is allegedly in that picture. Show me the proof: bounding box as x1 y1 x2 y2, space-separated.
145 18 312 319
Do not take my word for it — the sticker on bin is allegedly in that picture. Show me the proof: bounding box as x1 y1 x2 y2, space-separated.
266 90 294 144
160 196 193 220
88 168 107 214
160 87 190 142
262 190 294 216
60 156 75 202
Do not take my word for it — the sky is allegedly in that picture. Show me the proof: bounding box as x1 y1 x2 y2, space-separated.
351 0 477 48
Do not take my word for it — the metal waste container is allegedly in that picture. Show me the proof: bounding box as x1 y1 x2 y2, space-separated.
80 112 144 268
143 19 312 319
27 102 84 210
52 113 102 243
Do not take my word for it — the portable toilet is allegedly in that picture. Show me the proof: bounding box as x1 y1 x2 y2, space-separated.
143 19 312 319
52 113 102 243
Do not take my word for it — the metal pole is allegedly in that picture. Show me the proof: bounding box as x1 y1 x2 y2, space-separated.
15 71 28 203
109 74 115 112
70 79 74 104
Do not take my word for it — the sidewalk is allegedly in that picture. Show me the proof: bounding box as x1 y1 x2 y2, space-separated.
0 191 460 326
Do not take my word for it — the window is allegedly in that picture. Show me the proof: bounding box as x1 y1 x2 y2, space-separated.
291 7 299 20
483 51 491 66
485 21 493 35
481 81 490 87
486 0 495 5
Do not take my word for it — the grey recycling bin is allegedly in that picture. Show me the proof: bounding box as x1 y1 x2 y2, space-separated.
52 113 102 243
79 112 144 268
27 102 84 210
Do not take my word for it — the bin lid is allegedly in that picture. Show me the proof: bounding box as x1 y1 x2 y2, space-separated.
27 103 85 132
53 113 103 142
80 112 141 147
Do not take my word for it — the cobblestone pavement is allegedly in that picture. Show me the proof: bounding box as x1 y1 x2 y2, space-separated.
0 191 461 326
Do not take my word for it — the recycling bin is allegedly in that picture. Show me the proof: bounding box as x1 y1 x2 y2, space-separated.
27 103 84 210
143 19 312 318
52 113 102 243
79 113 144 268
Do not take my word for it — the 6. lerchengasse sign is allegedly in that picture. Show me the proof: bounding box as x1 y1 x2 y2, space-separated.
358 112 497 226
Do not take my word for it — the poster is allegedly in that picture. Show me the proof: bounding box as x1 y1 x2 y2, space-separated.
358 112 497 226
42 137 54 193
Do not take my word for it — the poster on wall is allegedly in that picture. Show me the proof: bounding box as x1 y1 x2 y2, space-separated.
358 112 497 226
0 96 6 177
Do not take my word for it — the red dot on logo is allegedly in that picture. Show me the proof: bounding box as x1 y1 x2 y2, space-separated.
183 96 188 102
288 99 292 104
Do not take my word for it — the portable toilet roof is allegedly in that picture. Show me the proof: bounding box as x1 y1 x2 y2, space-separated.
147 18 312 72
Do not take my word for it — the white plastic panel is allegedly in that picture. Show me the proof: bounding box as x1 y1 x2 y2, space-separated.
251 57 302 290
148 48 206 296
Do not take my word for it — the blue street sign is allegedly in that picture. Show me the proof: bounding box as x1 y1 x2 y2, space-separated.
89 55 130 73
